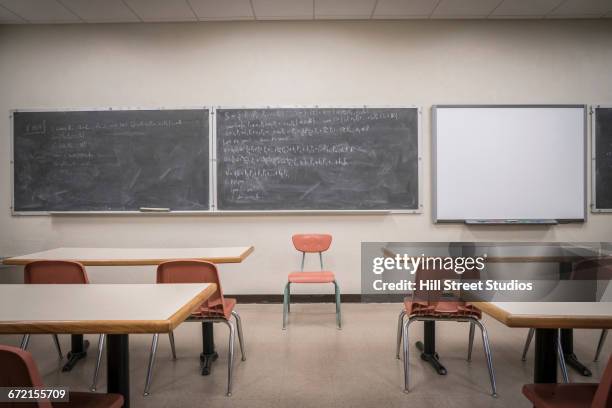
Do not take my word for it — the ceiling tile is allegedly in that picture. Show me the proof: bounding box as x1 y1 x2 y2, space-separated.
491 0 563 16
549 0 612 17
0 4 25 22
432 0 502 17
0 0 81 22
252 0 313 19
373 0 439 18
188 0 253 20
60 0 140 22
315 0 376 18
124 0 197 21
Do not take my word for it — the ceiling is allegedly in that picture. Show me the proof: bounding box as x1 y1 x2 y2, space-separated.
0 0 610 24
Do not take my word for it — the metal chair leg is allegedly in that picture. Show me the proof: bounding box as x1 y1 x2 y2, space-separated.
143 334 159 396
473 319 497 397
402 317 417 393
467 321 475 362
90 334 105 391
522 328 535 361
556 329 569 383
20 334 30 349
168 331 177 360
396 310 406 359
594 329 608 362
282 282 290 330
334 281 342 329
52 334 64 360
232 310 246 361
224 320 235 397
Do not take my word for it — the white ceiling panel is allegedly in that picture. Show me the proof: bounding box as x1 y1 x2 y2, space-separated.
491 0 563 17
124 0 197 22
189 0 254 20
432 0 502 17
549 0 612 17
0 0 81 22
60 0 140 22
315 0 376 19
0 4 25 22
373 0 439 18
252 0 313 19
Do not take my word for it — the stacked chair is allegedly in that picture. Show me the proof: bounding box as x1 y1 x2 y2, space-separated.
144 260 246 397
396 266 497 396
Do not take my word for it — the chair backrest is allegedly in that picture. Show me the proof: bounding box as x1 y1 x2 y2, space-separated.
0 345 52 408
24 260 88 284
292 234 332 253
412 266 461 304
592 355 612 408
157 260 226 316
572 258 612 280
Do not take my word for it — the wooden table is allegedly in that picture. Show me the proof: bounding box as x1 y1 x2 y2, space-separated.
2 246 254 375
2 246 254 266
0 283 216 407
476 302 612 383
383 243 606 377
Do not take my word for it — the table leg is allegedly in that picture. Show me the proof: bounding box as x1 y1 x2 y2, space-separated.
61 334 89 372
561 329 592 376
200 322 218 376
534 329 557 383
415 321 447 375
107 334 130 408
558 261 592 377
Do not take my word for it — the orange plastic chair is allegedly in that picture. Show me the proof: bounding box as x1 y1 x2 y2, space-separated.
144 260 245 397
21 261 106 393
522 355 612 408
283 234 341 329
397 266 497 396
0 344 123 408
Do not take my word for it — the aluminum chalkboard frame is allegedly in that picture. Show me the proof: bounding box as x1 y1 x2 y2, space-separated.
10 105 422 215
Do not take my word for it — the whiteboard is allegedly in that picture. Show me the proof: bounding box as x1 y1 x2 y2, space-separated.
433 105 586 223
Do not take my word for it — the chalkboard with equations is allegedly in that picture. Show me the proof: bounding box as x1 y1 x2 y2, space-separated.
593 106 612 211
12 109 210 212
215 107 420 211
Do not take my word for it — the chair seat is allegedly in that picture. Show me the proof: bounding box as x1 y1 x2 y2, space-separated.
522 383 598 408
288 271 336 283
58 392 124 408
404 299 482 319
192 297 237 320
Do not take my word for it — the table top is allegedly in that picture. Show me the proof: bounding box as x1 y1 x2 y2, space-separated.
475 302 612 329
0 283 216 334
383 244 605 263
2 246 254 266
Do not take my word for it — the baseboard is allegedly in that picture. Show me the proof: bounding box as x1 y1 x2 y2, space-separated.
228 294 404 304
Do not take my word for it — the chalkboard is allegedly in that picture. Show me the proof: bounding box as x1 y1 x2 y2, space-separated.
215 107 420 211
593 106 612 211
12 109 209 212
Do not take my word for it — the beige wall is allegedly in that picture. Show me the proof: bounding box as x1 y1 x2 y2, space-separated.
1 20 611 293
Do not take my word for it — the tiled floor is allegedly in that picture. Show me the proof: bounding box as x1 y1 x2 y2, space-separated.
1 303 609 408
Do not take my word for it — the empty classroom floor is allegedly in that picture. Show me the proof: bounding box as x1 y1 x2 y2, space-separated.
0 303 609 408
